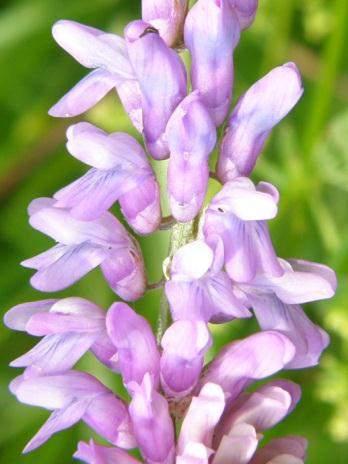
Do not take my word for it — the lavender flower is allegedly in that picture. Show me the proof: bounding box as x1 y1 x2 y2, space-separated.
5 1 337 463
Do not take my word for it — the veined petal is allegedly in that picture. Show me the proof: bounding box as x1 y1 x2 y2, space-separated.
27 242 108 292
178 382 225 454
129 374 175 463
119 175 162 235
166 92 217 221
160 321 212 397
251 294 330 369
218 63 303 181
184 0 240 125
101 247 146 301
52 20 134 79
10 332 97 373
116 79 143 132
49 69 118 118
229 0 259 29
23 397 92 453
4 300 58 331
125 20 187 159
106 303 160 388
201 331 295 399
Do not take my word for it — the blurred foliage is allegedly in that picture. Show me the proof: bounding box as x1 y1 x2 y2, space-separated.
0 0 347 463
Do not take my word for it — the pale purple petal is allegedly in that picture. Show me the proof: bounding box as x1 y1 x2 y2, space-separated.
184 0 240 125
24 397 92 453
52 20 134 79
212 423 258 464
178 382 225 454
166 92 216 221
106 303 160 388
119 176 162 234
200 331 295 399
166 240 251 322
129 374 175 464
101 247 146 301
27 242 107 292
250 436 307 464
215 380 301 445
4 300 58 331
250 294 330 369
125 20 187 159
142 0 188 47
83 393 135 449
116 79 143 132
177 443 212 464
49 69 118 118
65 123 149 170
204 178 282 282
160 321 212 397
74 440 141 464
10 333 97 373
218 63 303 181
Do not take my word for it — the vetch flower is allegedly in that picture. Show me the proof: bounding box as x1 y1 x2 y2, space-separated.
54 122 161 234
22 198 145 300
142 0 188 47
184 0 240 125
125 20 187 159
4 297 116 374
74 440 141 464
203 177 282 283
165 238 251 322
11 370 135 453
49 20 143 131
217 63 303 182
229 0 259 29
166 91 217 221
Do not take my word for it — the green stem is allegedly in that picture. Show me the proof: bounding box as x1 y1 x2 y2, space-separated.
156 220 199 343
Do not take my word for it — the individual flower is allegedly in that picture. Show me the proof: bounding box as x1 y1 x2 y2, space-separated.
54 122 161 234
229 0 259 29
4 297 116 374
217 63 303 182
142 0 189 47
125 20 187 159
11 370 135 453
165 238 251 322
203 177 282 283
22 198 145 300
184 0 240 125
106 302 161 390
49 20 143 131
242 258 337 368
166 91 217 221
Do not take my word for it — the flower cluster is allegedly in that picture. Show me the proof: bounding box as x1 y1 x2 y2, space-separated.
5 1 337 463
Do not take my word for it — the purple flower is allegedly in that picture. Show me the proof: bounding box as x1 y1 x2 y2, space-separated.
128 374 175 464
166 92 217 221
217 63 303 182
200 330 295 399
125 20 187 159
160 320 212 397
184 0 240 125
165 238 251 322
49 20 143 131
10 370 135 453
106 302 160 390
22 198 145 300
203 177 282 282
142 0 188 47
4 297 116 374
54 122 161 234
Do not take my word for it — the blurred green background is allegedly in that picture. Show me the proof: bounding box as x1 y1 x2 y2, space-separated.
0 0 347 462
